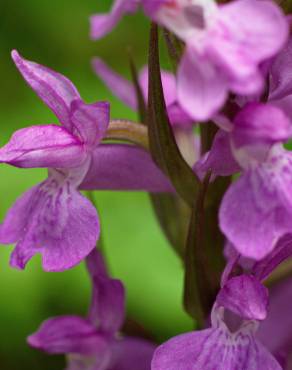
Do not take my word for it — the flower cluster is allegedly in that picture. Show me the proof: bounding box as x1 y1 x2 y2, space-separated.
1 0 292 369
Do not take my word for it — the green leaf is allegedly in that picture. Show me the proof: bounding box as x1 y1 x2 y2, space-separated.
128 52 188 258
183 172 216 327
162 28 184 71
150 193 189 258
147 23 199 206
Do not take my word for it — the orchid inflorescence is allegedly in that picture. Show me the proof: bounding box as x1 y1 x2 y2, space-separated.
1 0 292 369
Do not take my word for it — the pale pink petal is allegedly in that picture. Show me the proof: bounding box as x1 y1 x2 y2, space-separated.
90 0 139 40
212 0 288 83
177 47 228 121
138 66 177 107
92 58 137 110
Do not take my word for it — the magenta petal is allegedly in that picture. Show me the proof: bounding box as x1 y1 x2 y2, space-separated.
90 0 139 40
177 47 228 121
232 103 292 148
12 50 80 130
110 337 155 370
86 250 125 334
5 175 99 272
0 185 38 245
89 275 125 335
80 144 174 193
269 38 292 101
269 95 292 123
257 277 292 366
92 58 137 110
0 125 86 168
152 326 281 370
219 163 292 260
223 236 292 284
28 316 107 356
217 275 268 321
167 102 193 128
66 353 111 370
252 234 292 282
194 130 240 180
228 69 264 96
70 100 110 149
151 330 214 370
86 248 108 279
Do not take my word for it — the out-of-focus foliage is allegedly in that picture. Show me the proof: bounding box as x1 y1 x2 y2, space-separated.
0 1 192 369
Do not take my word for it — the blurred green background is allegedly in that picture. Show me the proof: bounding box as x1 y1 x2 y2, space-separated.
0 1 192 368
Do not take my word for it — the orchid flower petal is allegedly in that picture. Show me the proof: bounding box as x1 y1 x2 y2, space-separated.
228 69 264 96
86 250 125 334
0 125 86 168
145 0 218 44
257 277 292 367
70 100 110 149
28 316 107 356
2 167 99 272
269 95 292 124
151 324 281 370
269 38 292 101
12 50 80 130
252 234 292 282
0 185 37 245
177 47 228 121
85 250 126 334
90 276 124 335
212 0 288 82
138 66 177 107
90 0 139 40
217 275 268 321
194 130 240 181
220 151 292 260
223 235 292 286
80 144 174 193
110 337 155 370
92 58 137 110
232 103 292 149
66 352 111 370
86 248 108 279
167 102 193 128
138 66 193 127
